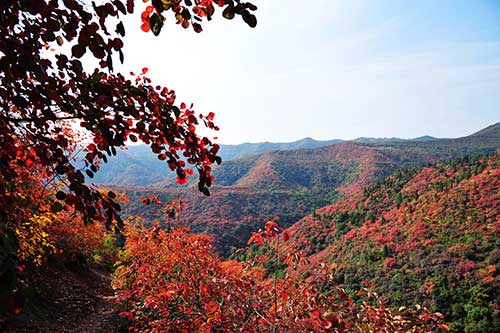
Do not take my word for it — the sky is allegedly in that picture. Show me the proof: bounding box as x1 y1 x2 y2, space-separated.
115 0 500 144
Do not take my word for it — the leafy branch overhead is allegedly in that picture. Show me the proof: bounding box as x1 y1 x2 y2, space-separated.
0 0 255 231
139 0 258 35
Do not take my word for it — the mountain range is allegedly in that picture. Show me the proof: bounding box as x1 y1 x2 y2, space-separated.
115 123 500 255
91 135 440 186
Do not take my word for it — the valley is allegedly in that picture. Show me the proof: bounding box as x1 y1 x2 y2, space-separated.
111 123 500 255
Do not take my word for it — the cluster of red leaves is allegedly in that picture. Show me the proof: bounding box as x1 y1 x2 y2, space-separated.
247 216 289 246
113 221 450 332
113 223 261 332
0 0 228 239
48 187 128 262
137 0 258 35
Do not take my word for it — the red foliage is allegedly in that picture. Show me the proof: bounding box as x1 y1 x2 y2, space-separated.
0 0 237 238
456 261 477 276
0 0 257 315
113 222 449 332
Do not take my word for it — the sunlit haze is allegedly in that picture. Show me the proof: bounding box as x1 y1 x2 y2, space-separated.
115 0 500 144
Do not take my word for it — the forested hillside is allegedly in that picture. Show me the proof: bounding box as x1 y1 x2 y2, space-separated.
91 124 498 187
117 142 400 254
279 153 500 332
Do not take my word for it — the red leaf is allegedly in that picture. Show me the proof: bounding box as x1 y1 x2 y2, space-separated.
193 23 203 33
207 301 218 312
126 0 134 13
142 67 149 74
25 158 34 168
176 176 188 185
141 22 150 32
438 324 451 331
265 221 278 234
119 311 133 320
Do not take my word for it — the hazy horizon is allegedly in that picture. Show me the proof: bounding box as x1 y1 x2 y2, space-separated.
121 120 498 146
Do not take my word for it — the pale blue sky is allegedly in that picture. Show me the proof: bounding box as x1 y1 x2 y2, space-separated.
117 0 500 144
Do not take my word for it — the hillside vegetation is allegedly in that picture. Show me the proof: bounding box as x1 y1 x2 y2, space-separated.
282 153 500 332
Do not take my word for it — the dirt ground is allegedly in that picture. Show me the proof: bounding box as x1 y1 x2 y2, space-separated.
1 261 120 333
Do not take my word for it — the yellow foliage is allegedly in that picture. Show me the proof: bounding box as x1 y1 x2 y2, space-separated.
16 214 56 266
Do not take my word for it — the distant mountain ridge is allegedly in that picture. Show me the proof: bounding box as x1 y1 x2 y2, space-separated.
217 137 343 161
353 135 439 143
91 134 440 186
118 122 499 254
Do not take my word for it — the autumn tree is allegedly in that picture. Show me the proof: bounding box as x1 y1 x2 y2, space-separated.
0 0 256 308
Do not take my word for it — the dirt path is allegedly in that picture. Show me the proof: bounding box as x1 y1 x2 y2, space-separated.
1 261 120 332
71 265 119 333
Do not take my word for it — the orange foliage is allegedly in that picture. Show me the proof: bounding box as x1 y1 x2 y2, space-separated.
113 222 449 332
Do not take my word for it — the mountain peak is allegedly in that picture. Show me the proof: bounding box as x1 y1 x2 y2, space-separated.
413 135 437 141
468 122 500 137
298 137 316 141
